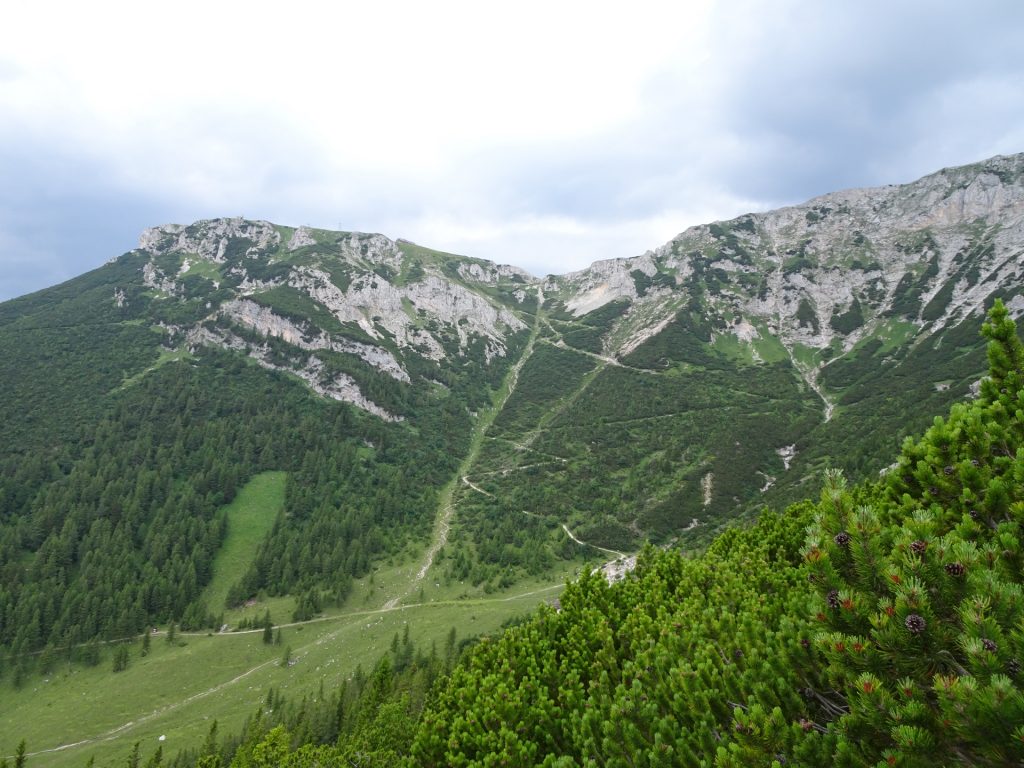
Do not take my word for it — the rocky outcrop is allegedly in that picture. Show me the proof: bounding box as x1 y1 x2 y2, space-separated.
287 226 317 251
550 153 1024 389
142 262 180 296
130 154 1024 421
133 218 532 415
288 267 526 362
220 299 410 382
457 261 533 285
139 218 281 262
185 324 402 421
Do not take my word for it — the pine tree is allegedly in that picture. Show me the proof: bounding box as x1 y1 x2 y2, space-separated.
141 631 150 657
805 302 1024 766
195 720 222 768
142 745 162 768
112 645 129 673
13 740 25 768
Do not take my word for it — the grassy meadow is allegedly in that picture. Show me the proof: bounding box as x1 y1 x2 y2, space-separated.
0 474 580 768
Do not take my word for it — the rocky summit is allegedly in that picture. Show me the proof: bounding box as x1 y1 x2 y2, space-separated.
4 150 1024 571
127 155 1023 425
72 154 1018 546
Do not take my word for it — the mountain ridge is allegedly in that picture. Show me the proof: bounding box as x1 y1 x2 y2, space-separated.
4 151 1019 537
106 152 1022 423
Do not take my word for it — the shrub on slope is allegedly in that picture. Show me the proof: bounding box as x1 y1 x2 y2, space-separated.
413 301 1024 768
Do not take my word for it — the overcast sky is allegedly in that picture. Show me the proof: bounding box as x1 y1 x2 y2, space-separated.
1 1 1023 300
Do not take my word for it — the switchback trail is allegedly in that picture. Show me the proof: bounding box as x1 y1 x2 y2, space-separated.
383 285 545 610
561 523 627 559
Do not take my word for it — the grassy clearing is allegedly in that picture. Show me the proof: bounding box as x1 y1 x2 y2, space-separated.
180 259 221 281
1 562 569 768
201 472 287 615
118 346 193 390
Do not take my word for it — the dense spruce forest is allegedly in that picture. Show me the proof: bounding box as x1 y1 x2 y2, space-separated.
0 342 475 665
83 300 1019 767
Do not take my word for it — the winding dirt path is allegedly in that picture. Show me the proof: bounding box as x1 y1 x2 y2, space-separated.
561 523 627 559
383 284 545 610
19 582 565 760
462 476 494 497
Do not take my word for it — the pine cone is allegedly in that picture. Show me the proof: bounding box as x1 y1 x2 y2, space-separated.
982 638 997 653
945 562 966 577
904 614 926 634
1007 659 1021 676
943 465 954 475
910 540 927 555
834 531 851 547
826 589 841 609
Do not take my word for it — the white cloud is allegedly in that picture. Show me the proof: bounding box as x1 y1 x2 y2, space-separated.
1 1 1023 299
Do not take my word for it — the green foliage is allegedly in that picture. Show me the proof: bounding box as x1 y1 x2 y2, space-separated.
170 633 450 768
413 508 832 766
630 269 675 298
203 473 286 612
921 278 956 322
830 297 864 334
797 297 820 332
411 301 1024 767
112 644 130 673
248 286 349 336
802 300 1024 766
0 348 466 663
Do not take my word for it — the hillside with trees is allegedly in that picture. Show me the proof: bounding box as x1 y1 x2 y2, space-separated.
1 155 1023 764
136 301 1023 767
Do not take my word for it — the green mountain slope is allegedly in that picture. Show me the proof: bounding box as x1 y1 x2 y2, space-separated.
175 300 1024 768
1 153 1023 762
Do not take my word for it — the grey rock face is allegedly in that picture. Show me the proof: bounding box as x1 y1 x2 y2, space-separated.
129 154 1024 420
140 218 281 262
132 219 530 417
546 154 1024 415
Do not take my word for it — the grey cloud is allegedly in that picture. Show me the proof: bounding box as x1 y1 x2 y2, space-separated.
698 1 1024 199
3 1 1024 300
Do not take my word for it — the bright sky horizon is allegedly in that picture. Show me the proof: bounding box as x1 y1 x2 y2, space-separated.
2 1 1023 299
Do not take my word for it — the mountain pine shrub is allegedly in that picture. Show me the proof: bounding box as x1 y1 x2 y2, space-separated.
805 299 1024 766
